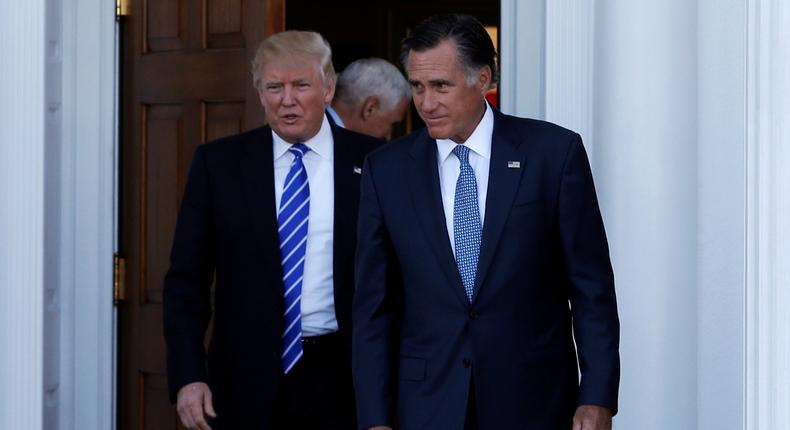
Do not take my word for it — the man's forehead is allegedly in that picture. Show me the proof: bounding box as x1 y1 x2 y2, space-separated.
407 46 462 78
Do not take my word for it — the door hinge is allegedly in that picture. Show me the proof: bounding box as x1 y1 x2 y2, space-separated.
116 0 131 19
113 254 127 305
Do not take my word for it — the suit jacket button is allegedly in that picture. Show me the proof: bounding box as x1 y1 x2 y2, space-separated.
469 310 479 320
462 358 471 368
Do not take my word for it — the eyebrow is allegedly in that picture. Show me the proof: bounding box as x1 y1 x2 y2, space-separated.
408 79 453 87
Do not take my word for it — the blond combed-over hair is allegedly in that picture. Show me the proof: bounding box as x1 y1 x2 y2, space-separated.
251 30 336 91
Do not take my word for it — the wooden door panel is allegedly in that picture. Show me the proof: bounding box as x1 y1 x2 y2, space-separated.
143 103 185 305
207 0 245 48
139 303 178 428
204 101 246 141
138 53 248 102
144 0 187 52
119 1 283 429
140 373 180 430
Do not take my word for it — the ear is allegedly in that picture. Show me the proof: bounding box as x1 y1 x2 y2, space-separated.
477 66 493 93
360 96 380 121
323 78 336 105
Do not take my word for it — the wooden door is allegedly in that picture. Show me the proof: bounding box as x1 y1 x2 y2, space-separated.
117 1 284 428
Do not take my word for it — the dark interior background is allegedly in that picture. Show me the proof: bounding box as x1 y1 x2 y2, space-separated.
286 0 499 138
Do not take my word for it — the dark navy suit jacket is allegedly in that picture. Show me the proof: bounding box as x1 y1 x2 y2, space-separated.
352 109 620 429
163 123 382 428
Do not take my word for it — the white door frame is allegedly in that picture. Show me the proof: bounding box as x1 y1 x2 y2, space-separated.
56 0 118 428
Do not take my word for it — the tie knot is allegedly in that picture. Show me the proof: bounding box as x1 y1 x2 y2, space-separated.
452 144 471 164
288 143 309 158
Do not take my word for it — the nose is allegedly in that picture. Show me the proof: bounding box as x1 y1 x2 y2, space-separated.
419 90 438 113
282 85 296 106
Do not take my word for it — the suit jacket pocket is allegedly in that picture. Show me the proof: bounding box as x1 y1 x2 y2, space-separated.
398 356 426 381
512 197 544 209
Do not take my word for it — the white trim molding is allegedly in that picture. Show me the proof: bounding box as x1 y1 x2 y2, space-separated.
746 0 790 428
56 0 118 428
500 0 545 119
0 0 46 428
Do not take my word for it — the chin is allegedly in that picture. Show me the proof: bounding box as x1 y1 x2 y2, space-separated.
426 127 449 140
276 127 306 143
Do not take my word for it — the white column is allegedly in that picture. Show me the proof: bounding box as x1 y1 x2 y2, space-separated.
696 0 747 428
0 0 46 428
593 2 698 429
544 0 595 157
746 0 790 428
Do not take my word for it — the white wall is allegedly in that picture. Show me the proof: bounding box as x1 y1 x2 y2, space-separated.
502 1 751 429
594 2 700 427
0 0 117 428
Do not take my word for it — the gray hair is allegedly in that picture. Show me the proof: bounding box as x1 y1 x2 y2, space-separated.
251 31 336 91
334 58 411 111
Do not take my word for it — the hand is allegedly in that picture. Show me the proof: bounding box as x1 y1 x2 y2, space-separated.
176 382 217 430
572 404 612 430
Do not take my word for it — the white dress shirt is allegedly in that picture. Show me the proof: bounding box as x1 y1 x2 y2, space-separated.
436 102 494 253
272 115 337 336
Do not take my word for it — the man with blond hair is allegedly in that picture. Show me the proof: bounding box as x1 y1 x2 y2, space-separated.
327 57 411 140
164 30 382 429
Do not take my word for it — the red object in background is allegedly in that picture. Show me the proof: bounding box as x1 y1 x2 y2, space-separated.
485 88 498 108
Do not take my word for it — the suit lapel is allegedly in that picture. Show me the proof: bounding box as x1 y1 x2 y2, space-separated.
407 132 468 307
473 112 526 301
239 127 283 282
331 126 357 321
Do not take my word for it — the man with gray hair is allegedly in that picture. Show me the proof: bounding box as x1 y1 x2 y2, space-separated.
353 13 619 430
164 30 382 429
326 57 411 140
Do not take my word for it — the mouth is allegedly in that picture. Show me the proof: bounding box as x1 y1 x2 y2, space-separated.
423 117 446 126
280 113 301 124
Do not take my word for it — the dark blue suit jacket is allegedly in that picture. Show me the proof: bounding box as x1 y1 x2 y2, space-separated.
163 123 382 428
352 109 620 429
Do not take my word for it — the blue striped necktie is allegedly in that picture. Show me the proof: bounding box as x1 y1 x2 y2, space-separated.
452 145 482 302
278 143 310 374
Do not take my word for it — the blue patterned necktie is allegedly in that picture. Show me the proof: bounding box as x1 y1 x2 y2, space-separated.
452 145 482 302
278 143 310 373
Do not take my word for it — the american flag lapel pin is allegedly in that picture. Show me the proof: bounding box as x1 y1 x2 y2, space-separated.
353 166 363 175
507 160 521 169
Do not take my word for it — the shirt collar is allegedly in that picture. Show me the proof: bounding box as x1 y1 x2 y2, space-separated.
272 114 334 161
325 105 345 128
436 101 494 164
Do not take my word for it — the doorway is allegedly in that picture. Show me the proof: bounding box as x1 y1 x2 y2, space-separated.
286 0 499 138
116 1 497 429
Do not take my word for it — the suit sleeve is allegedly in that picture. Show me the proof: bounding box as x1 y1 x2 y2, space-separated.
162 145 216 403
558 135 621 414
352 156 399 429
